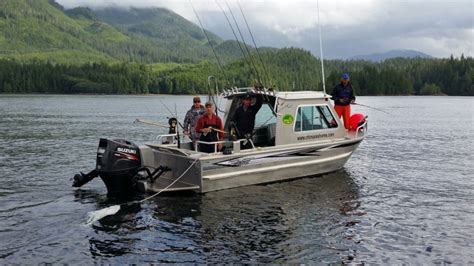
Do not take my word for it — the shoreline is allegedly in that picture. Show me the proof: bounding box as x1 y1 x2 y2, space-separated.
0 93 461 97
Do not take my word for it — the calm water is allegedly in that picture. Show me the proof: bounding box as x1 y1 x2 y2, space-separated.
0 95 473 263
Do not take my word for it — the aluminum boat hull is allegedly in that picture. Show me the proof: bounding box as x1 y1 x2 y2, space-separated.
136 136 363 193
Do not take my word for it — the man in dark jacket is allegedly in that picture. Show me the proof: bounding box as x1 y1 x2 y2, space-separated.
331 73 356 129
231 93 263 149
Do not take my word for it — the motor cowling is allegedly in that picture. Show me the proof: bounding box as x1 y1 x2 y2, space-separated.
96 138 142 195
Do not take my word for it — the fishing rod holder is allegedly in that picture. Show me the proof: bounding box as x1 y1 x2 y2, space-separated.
221 86 275 98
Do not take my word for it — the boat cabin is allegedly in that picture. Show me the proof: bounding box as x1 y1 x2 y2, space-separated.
221 88 347 148
159 87 350 154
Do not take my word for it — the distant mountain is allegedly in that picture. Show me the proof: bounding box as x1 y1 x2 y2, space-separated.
350 49 433 62
0 0 247 64
93 7 221 46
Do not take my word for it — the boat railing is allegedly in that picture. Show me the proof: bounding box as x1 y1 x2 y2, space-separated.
155 133 178 144
155 133 195 143
355 120 368 138
194 138 255 154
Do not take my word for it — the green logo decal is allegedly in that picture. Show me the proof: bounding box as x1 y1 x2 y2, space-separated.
282 114 294 125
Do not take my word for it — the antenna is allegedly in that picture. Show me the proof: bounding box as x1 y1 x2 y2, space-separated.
317 0 326 94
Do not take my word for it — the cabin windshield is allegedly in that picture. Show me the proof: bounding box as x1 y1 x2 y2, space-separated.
253 103 277 146
224 94 277 147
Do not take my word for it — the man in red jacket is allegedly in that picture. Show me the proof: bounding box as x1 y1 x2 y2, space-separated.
195 102 224 153
331 73 356 129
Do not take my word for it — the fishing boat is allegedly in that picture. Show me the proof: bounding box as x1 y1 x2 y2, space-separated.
73 1 367 196
73 87 367 195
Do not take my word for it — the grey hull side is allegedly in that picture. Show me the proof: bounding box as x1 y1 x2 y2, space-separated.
201 141 360 192
138 139 362 194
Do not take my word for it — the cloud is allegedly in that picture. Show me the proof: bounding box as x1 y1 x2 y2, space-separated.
56 0 473 58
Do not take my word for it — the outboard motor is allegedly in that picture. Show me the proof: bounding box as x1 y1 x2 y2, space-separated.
95 138 142 195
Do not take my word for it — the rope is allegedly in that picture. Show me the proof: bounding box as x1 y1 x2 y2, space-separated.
138 157 200 204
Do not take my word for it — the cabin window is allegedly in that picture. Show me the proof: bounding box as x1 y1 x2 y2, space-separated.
253 103 277 146
255 103 277 127
294 105 338 132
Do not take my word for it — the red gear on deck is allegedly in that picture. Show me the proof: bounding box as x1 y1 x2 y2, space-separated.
348 113 366 131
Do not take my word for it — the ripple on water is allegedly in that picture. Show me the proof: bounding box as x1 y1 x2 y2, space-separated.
1 95 473 264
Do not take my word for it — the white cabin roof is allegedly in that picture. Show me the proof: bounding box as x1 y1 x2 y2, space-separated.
222 87 330 100
275 90 329 100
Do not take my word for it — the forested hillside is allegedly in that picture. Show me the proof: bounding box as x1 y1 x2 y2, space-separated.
0 0 244 63
0 1 471 95
1 49 472 95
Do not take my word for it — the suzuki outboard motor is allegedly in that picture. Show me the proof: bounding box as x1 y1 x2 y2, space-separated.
96 138 142 195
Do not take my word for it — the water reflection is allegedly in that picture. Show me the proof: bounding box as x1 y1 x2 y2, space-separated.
73 189 107 205
76 169 361 263
193 169 362 263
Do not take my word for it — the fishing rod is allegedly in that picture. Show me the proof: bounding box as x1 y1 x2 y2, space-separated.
237 0 272 88
237 0 273 102
157 98 186 130
225 1 271 100
215 0 253 85
190 0 231 87
208 75 226 116
352 102 390 114
134 118 168 128
205 126 227 134
136 118 191 141
174 103 181 148
224 0 263 87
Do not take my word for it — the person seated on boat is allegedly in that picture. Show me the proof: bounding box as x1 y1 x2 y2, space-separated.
195 102 224 153
163 117 178 144
230 92 263 149
331 73 356 129
183 96 205 148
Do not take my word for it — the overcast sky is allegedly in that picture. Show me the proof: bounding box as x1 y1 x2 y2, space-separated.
57 0 473 59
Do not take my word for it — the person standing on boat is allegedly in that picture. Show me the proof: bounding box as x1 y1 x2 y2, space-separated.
331 73 355 129
183 96 205 147
195 102 224 153
231 93 263 149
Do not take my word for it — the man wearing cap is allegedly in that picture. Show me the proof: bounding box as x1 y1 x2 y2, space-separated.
331 73 356 129
230 93 263 149
195 102 224 153
183 96 205 147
